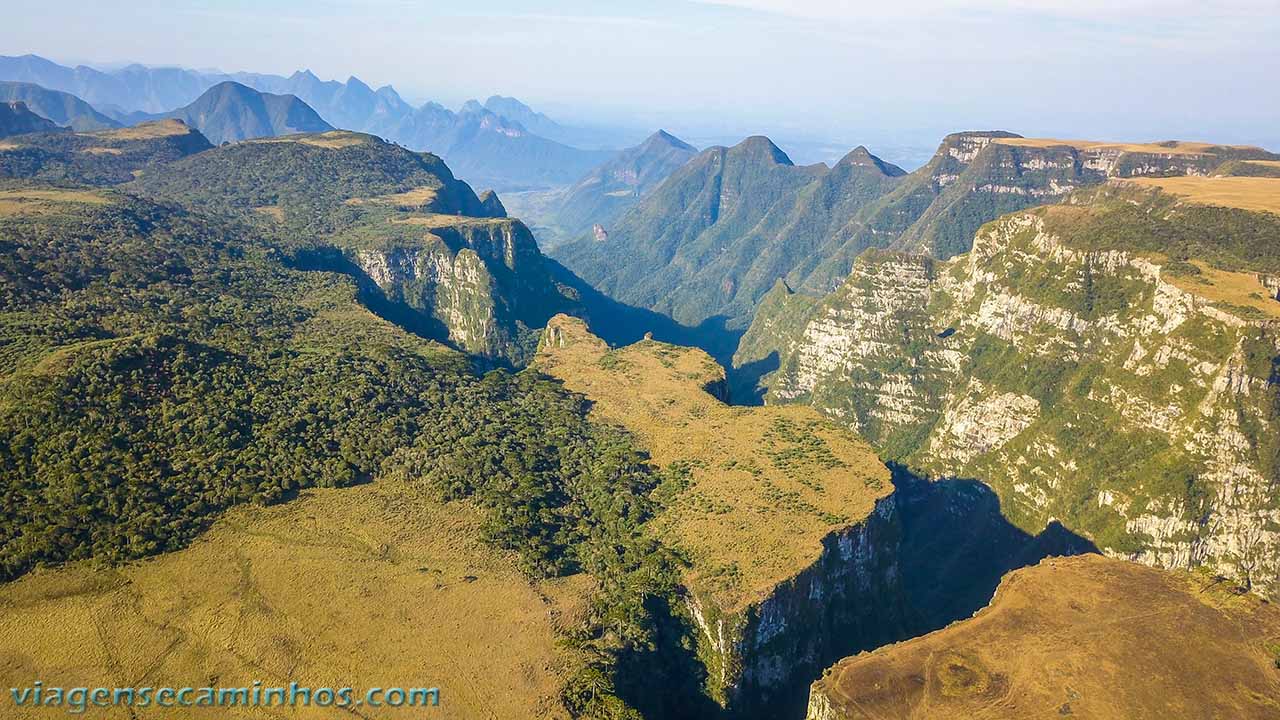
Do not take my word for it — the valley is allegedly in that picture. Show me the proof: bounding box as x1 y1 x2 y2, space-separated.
0 43 1277 720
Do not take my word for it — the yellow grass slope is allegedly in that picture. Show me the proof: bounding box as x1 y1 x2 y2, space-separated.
1165 261 1280 320
0 482 588 719
1122 174 1280 215
993 137 1266 156
249 130 371 150
808 554 1280 720
97 119 198 141
535 314 890 614
0 188 112 216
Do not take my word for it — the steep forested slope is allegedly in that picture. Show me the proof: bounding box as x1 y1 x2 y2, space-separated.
129 131 578 363
0 180 706 718
552 136 916 330
554 129 698 236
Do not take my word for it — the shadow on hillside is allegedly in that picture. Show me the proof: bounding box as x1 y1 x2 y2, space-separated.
615 594 728 720
727 351 779 406
548 259 745 367
889 463 1100 635
728 465 1100 720
291 246 457 346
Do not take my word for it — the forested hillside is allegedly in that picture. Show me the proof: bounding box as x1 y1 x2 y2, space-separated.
0 161 692 717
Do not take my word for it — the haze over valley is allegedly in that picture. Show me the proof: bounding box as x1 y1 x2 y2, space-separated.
1 3 1278 718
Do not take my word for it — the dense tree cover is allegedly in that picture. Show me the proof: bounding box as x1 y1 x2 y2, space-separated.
0 187 692 718
128 135 495 241
0 124 212 185
7 131 580 369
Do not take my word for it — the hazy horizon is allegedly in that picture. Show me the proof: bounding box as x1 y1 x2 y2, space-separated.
4 0 1277 165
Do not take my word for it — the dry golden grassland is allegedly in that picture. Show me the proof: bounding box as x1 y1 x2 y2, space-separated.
811 554 1280 719
252 131 370 150
97 119 196 140
993 137 1262 155
0 481 587 719
390 214 507 228
1166 261 1280 320
1123 175 1280 215
535 315 890 613
0 188 111 216
344 186 439 208
252 205 285 222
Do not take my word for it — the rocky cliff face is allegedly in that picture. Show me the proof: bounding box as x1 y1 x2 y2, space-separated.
739 187 1280 597
354 218 578 365
534 315 915 717
686 496 903 715
800 134 1280 289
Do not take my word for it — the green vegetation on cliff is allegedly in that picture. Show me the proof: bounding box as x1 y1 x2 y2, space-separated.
0 180 699 718
126 132 580 364
741 182 1280 596
553 137 903 330
555 132 1280 340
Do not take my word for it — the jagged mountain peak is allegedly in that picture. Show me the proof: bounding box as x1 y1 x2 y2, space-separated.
484 94 532 112
836 145 907 176
644 129 695 151
730 135 793 165
344 75 373 94
477 189 508 218
159 81 333 144
204 80 255 98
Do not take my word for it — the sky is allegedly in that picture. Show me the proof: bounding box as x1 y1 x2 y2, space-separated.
3 0 1277 162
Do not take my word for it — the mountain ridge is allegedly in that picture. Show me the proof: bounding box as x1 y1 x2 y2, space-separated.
151 81 334 144
0 101 59 138
0 81 119 131
551 133 905 333
0 54 618 190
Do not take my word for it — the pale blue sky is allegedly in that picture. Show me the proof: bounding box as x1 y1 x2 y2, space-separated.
3 0 1277 155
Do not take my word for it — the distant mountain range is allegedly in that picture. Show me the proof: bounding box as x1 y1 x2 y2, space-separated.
0 101 59 138
0 54 213 115
144 81 334 145
0 81 118 131
554 130 698 237
552 135 906 331
553 130 1280 334
0 54 630 190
